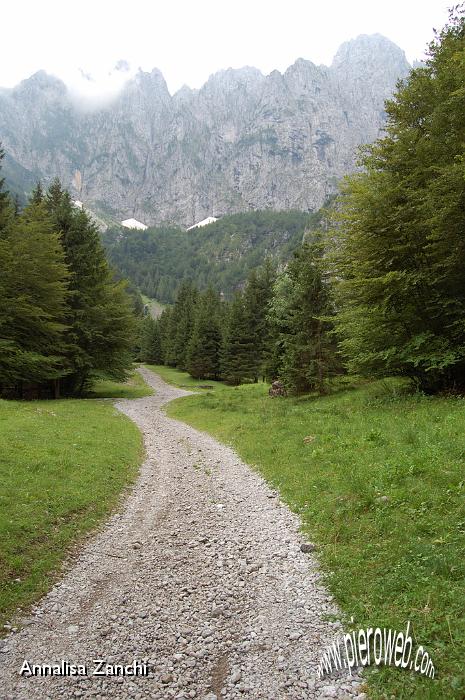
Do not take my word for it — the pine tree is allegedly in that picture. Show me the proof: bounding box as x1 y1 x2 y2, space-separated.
243 259 276 381
171 281 198 370
45 180 135 393
221 292 258 385
0 201 69 395
187 288 222 379
277 242 337 394
30 181 44 205
160 306 178 367
140 316 164 364
330 8 465 392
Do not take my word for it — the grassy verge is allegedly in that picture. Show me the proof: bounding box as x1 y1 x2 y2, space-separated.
159 367 464 699
88 368 153 399
144 364 223 391
0 372 148 630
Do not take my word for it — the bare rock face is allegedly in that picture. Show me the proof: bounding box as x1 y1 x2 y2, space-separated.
0 35 410 227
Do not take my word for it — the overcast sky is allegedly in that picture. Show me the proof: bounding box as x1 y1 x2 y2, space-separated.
0 0 452 98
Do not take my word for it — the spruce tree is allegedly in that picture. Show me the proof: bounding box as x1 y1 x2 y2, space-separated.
171 281 198 370
279 242 337 394
243 260 276 381
221 293 258 385
140 316 164 364
0 201 69 394
30 181 44 206
45 180 135 393
187 288 222 379
160 306 177 367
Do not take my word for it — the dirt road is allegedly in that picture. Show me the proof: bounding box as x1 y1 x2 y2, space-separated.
0 368 362 699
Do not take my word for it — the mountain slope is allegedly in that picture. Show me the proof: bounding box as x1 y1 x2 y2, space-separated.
101 210 321 302
0 35 410 227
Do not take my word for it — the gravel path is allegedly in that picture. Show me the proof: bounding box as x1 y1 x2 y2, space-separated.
1 367 362 699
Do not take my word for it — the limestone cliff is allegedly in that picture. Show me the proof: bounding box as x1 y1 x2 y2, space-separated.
0 34 410 227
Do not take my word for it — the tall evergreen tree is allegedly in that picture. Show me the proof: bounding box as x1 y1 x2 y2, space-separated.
30 181 44 206
45 180 135 393
330 8 465 392
171 281 198 370
278 242 337 394
243 259 276 381
158 306 176 365
0 201 69 394
140 316 164 364
221 292 258 385
187 288 222 379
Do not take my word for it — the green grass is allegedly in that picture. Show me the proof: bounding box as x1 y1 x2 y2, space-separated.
88 369 153 399
159 367 464 700
141 295 166 319
0 373 147 630
144 364 224 391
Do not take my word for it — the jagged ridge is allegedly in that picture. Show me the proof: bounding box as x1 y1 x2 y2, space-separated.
0 35 410 227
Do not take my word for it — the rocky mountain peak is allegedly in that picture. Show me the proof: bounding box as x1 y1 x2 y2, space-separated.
201 66 264 99
14 70 68 100
0 35 412 227
332 33 410 79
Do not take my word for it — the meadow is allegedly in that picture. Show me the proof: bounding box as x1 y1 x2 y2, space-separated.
0 371 151 629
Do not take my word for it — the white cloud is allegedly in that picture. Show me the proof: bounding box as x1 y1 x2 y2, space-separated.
66 64 136 111
0 0 452 98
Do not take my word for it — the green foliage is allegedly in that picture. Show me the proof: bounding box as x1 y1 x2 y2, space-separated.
0 201 69 390
155 251 339 390
139 316 164 364
159 313 174 367
45 179 136 394
330 8 465 392
173 282 198 371
187 288 223 380
265 271 293 380
101 210 321 303
221 292 258 385
243 259 277 381
29 181 44 206
275 241 338 394
0 160 138 397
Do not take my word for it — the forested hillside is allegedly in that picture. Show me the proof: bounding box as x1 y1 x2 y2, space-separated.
102 210 322 302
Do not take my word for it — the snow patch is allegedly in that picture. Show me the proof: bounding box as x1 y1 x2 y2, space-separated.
187 216 218 231
121 218 148 230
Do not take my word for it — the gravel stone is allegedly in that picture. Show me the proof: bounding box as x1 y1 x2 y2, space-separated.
0 368 361 699
300 543 316 553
